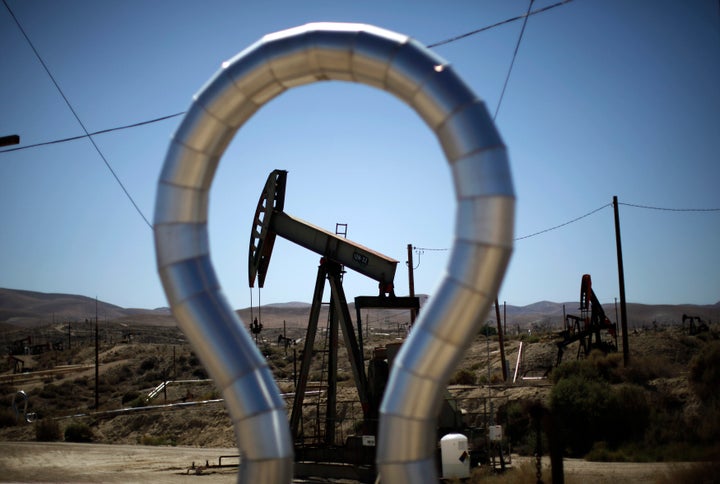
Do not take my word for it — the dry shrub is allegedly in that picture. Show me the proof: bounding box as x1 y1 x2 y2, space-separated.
186 418 205 429
688 341 720 402
127 413 158 431
138 356 158 374
35 418 62 441
140 433 176 446
620 354 674 385
121 390 140 405
450 368 476 385
588 351 623 382
64 421 93 442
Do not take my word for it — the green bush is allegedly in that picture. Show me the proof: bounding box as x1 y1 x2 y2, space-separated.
550 356 652 457
64 421 94 442
689 341 720 403
606 384 649 445
449 368 476 385
35 418 62 441
550 357 600 384
496 400 532 448
479 324 497 336
553 350 671 388
550 374 613 456
522 333 540 344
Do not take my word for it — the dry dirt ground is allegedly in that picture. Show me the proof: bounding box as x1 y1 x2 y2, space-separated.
0 442 239 483
0 442 690 484
1 319 715 483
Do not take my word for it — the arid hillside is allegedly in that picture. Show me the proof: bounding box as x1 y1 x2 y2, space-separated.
1 287 718 483
2 287 717 331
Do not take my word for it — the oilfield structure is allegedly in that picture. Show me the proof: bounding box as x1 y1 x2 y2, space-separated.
3 16 718 482
0 171 640 483
1 263 714 482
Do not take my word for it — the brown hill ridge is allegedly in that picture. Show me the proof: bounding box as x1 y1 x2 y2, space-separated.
0 287 717 331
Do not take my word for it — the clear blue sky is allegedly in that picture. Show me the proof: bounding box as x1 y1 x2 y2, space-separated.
1 0 719 311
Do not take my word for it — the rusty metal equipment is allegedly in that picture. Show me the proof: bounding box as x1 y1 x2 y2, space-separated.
7 355 25 374
556 274 618 365
682 314 709 335
8 336 31 355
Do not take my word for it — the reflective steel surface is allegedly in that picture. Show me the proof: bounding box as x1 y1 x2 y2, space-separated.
154 22 514 483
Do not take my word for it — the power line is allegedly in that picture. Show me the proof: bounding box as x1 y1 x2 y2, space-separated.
493 0 534 120
415 199 720 251
618 202 720 212
410 246 448 271
515 203 612 240
427 0 574 48
0 4 576 157
2 0 152 229
0 112 185 155
414 203 613 252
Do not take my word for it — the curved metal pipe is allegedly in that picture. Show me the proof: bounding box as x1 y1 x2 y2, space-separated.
154 22 513 483
11 390 35 423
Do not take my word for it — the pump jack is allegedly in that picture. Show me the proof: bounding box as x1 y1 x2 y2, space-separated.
249 170 419 480
682 314 709 335
556 274 618 365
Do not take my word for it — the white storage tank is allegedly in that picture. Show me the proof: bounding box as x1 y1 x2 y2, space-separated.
440 433 470 479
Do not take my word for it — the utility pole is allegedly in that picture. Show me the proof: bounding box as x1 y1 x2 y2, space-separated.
407 244 417 324
494 299 508 381
613 196 630 366
503 301 507 336
94 297 99 409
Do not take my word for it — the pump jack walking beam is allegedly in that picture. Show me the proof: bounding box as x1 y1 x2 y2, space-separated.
249 170 397 292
